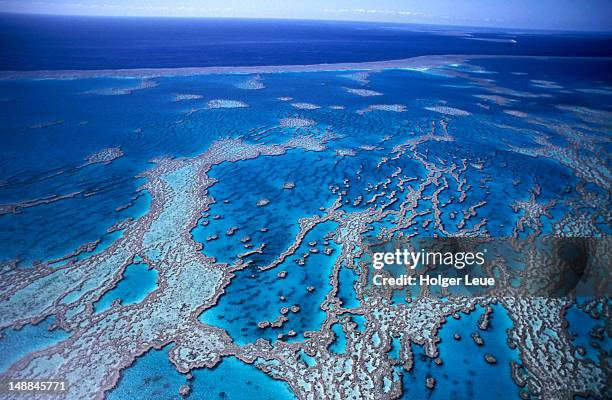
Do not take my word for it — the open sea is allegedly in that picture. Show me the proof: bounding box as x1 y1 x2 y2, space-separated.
1 14 612 70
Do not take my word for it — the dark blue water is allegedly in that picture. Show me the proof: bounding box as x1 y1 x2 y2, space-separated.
1 14 612 71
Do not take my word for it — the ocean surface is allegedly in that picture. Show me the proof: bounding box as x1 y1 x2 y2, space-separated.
1 14 612 70
0 15 610 400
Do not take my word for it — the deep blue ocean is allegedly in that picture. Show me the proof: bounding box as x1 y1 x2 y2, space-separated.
1 14 612 70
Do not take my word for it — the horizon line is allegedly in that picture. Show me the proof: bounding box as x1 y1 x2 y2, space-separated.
1 11 612 34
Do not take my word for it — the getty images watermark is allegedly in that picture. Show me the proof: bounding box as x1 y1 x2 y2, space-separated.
364 237 610 298
372 246 493 288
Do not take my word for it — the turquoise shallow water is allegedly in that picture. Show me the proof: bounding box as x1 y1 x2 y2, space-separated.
94 262 158 313
404 304 521 399
191 149 339 267
200 220 340 345
329 323 348 354
0 56 610 398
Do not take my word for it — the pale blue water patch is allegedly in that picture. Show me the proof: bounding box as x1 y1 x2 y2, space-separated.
403 304 521 399
389 336 402 360
372 332 382 347
338 264 360 309
191 356 296 400
350 314 367 331
107 344 186 400
329 323 347 354
200 221 339 345
94 262 158 313
298 349 316 367
0 316 69 373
